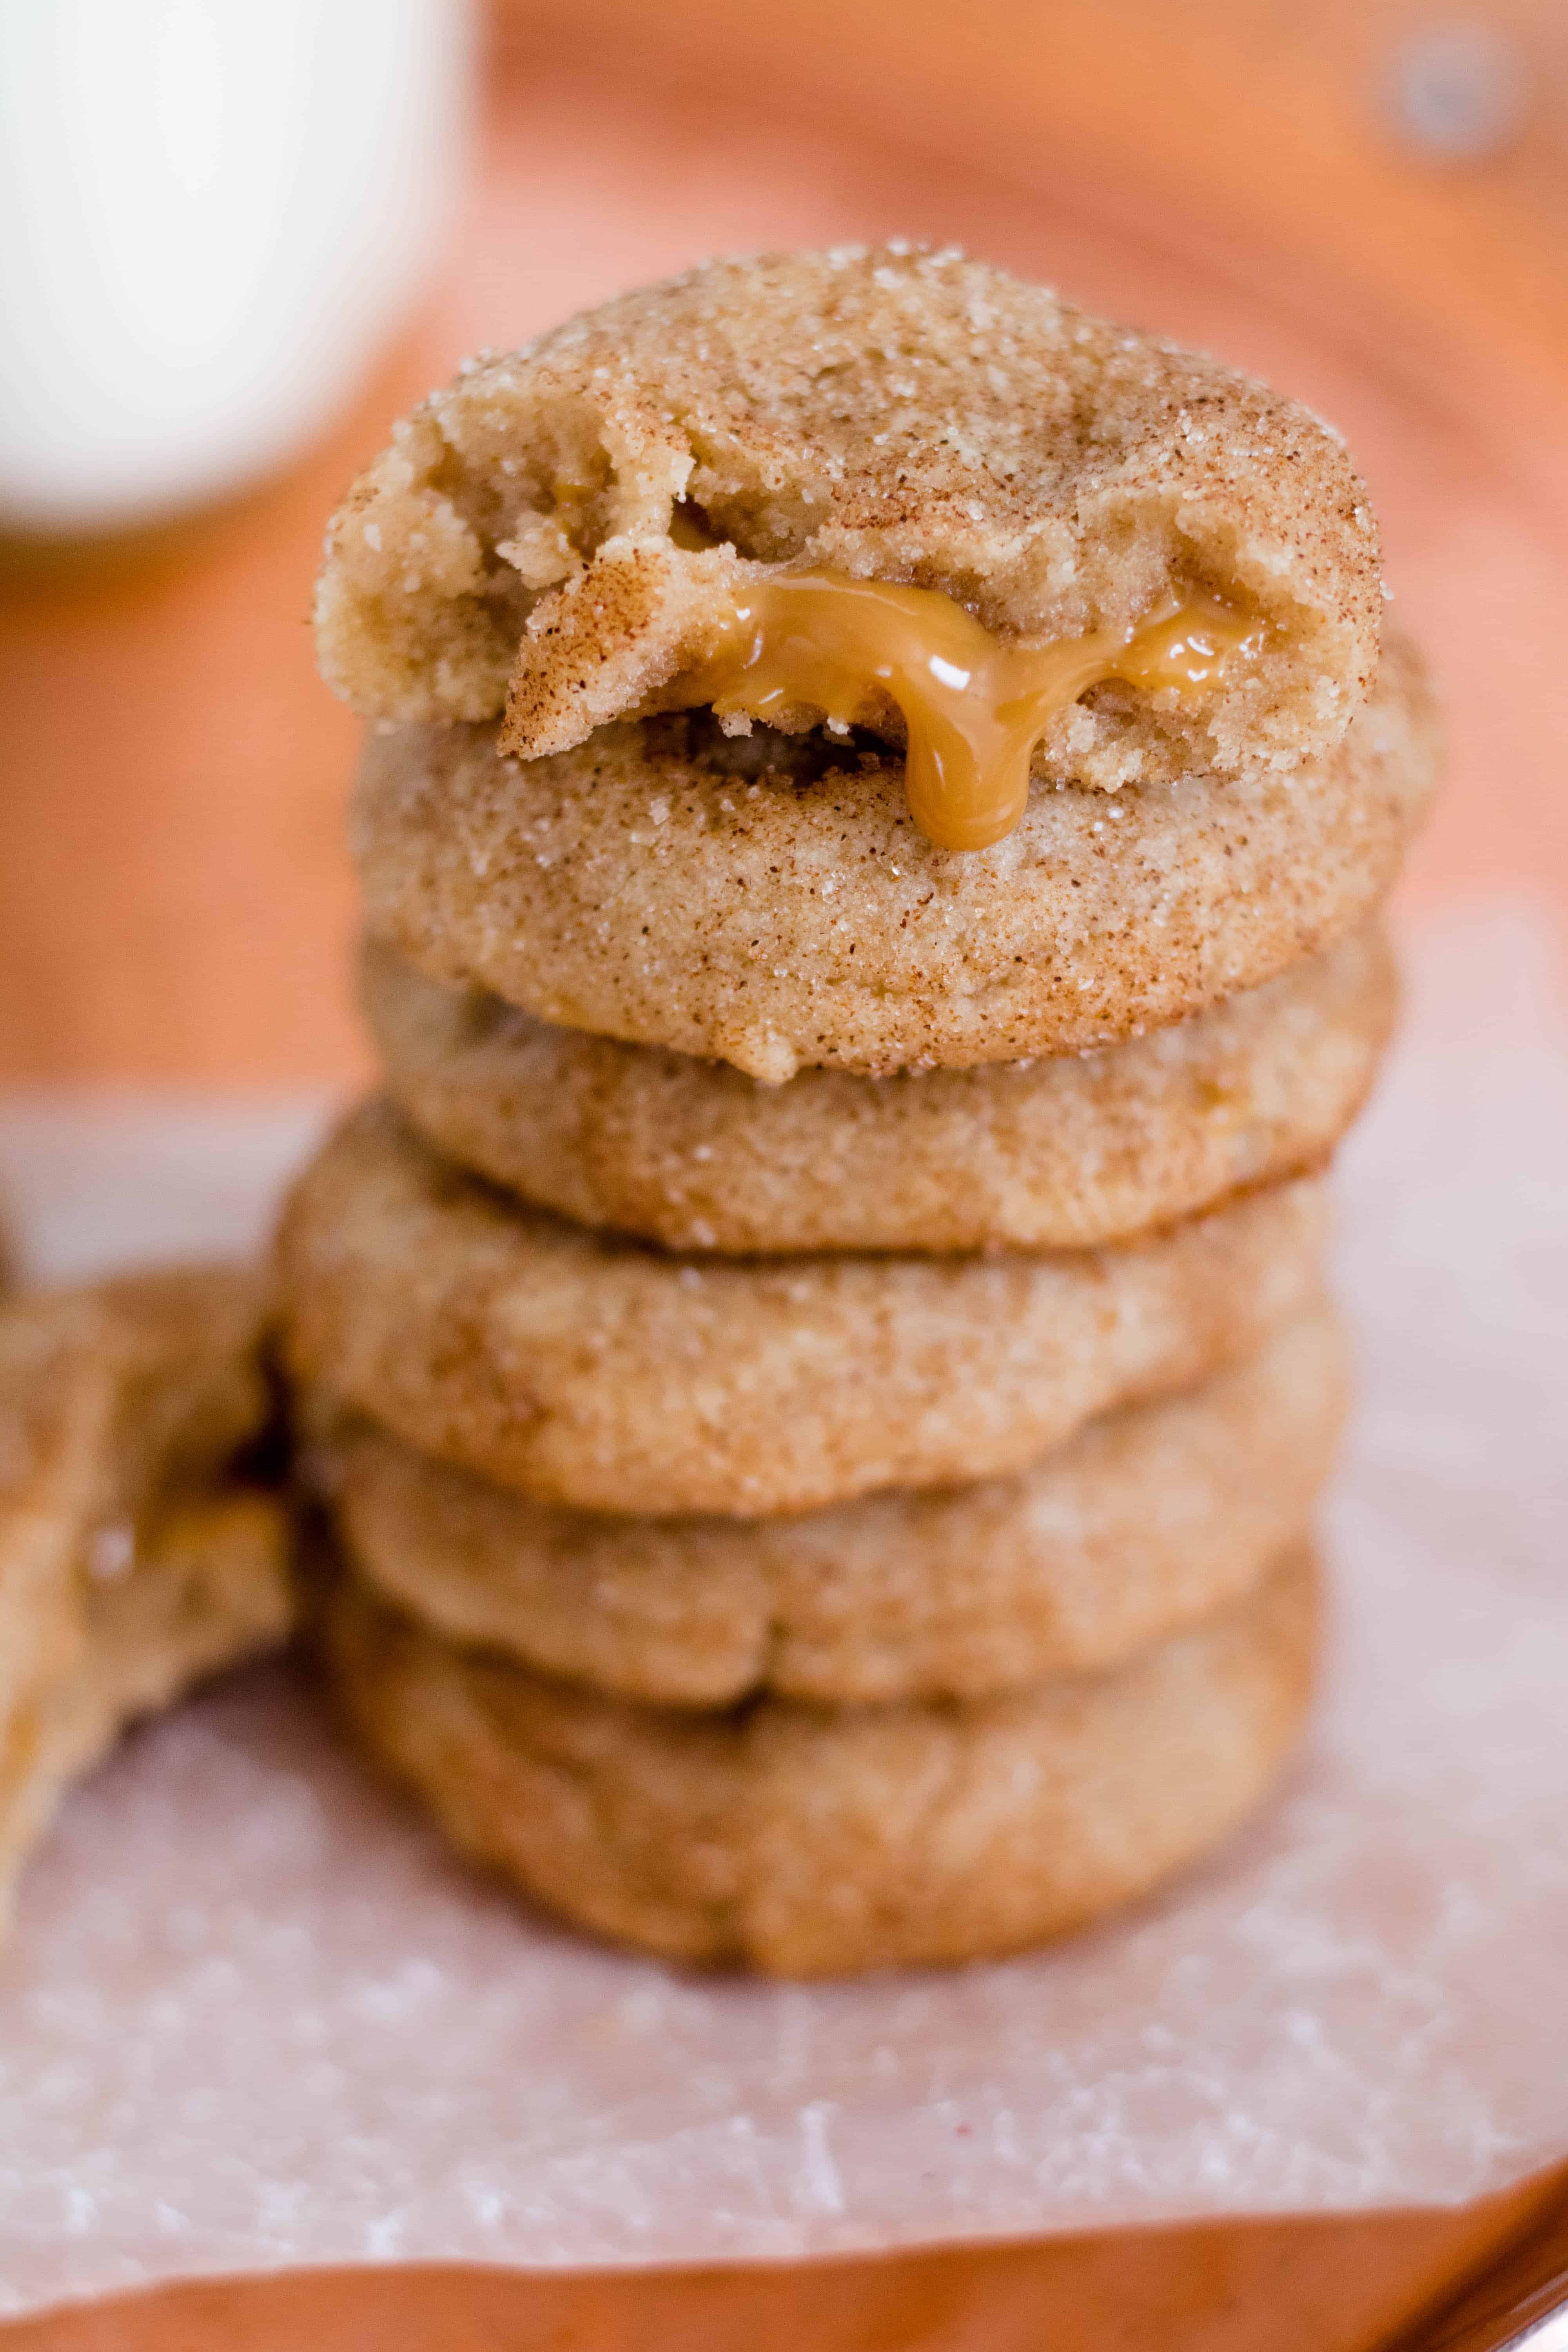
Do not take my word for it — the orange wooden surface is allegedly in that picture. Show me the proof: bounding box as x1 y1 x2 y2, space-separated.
5 2164 1564 2352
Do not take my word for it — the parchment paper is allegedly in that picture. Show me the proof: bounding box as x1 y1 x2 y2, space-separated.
0 902 1563 2316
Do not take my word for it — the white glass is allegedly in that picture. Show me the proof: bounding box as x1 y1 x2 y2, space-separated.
0 0 475 532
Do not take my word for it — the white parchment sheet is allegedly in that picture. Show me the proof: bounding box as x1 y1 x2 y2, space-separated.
0 902 1563 2315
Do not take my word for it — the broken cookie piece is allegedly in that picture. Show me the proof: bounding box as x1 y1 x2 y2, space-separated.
0 1265 295 1920
316 245 1380 831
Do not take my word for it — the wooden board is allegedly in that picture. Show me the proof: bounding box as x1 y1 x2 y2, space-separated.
3 2166 1564 2352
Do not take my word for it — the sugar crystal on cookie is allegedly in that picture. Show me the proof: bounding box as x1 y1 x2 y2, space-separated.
317 246 1381 804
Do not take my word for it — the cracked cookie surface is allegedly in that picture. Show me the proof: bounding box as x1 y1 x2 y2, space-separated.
353 638 1434 1080
309 1310 1343 1706
276 1100 1328 1518
363 921 1393 1253
316 246 1381 797
0 1267 294 1918
321 1544 1318 1975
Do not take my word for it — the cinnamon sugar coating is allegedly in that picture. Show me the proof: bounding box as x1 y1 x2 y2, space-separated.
320 1545 1318 1975
353 639 1434 1081
316 247 1381 795
275 1100 1328 1519
363 922 1394 1254
0 1268 294 1916
310 1310 1343 1706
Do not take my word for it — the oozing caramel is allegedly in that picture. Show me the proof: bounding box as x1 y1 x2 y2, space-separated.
678 571 1262 851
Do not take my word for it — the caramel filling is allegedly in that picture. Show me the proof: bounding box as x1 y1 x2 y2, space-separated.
677 570 1262 851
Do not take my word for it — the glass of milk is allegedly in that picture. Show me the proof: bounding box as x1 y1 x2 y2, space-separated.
0 0 475 534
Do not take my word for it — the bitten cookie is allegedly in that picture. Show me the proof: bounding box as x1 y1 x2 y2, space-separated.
353 641 1434 1081
316 246 1380 793
0 1268 295 1916
310 1308 1345 1705
276 1101 1328 1517
363 922 1394 1254
321 1544 1318 1975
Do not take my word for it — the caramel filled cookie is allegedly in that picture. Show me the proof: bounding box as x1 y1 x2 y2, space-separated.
321 1544 1318 1975
317 247 1379 813
310 1309 1344 1706
363 922 1394 1254
276 1100 1327 1518
0 1268 295 1916
352 639 1434 1081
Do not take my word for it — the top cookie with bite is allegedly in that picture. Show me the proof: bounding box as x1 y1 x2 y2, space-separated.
316 244 1381 804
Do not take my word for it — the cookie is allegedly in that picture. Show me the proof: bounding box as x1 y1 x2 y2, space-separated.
311 1308 1344 1706
321 1543 1317 1975
363 921 1394 1254
1 1492 294 1913
316 247 1380 804
276 1101 1328 1517
0 1268 295 1916
352 639 1434 1081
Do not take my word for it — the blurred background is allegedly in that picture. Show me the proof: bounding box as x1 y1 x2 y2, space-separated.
2 0 1566 1087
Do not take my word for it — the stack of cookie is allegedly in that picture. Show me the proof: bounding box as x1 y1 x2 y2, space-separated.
280 248 1437 1975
